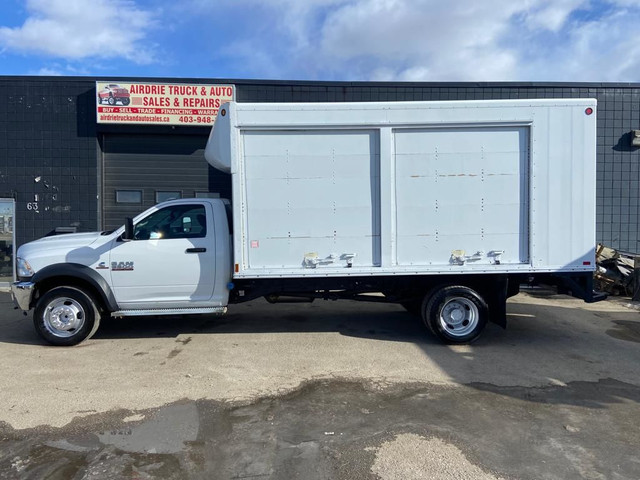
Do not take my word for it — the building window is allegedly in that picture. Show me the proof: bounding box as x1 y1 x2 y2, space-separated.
116 190 142 204
156 191 181 204
195 192 220 198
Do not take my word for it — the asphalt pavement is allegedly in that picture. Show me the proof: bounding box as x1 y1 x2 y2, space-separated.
0 289 639 479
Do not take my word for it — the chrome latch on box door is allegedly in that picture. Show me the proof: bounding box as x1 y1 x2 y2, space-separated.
450 250 484 265
488 250 505 265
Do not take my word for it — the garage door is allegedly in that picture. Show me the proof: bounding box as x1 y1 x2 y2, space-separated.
101 134 231 230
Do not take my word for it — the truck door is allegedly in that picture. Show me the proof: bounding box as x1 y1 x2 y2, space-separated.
109 202 216 308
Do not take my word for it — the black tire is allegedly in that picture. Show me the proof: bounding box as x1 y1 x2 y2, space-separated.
108 96 115 105
121 98 130 106
33 287 101 346
422 285 488 344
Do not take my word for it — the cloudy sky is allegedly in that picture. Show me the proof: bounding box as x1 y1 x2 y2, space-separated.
0 0 638 82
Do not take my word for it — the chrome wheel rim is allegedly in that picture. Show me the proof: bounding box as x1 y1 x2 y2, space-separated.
438 297 479 337
43 297 85 338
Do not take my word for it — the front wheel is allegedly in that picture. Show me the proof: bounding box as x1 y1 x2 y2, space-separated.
33 287 101 346
422 286 488 344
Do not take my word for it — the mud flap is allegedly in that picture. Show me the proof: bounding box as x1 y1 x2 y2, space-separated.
486 275 508 329
553 273 607 303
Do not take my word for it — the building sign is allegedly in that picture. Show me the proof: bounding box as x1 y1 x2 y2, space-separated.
96 82 234 126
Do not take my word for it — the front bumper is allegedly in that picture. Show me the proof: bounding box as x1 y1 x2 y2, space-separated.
11 282 35 311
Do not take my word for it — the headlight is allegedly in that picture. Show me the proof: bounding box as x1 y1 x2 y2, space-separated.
16 257 35 278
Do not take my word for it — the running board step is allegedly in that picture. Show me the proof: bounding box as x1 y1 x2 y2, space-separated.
111 307 227 317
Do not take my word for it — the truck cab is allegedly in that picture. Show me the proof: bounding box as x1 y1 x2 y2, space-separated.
12 198 232 345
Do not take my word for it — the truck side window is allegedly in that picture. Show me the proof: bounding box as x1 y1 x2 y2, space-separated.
133 205 207 240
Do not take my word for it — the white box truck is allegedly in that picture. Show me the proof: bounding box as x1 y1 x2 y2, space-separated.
11 99 602 346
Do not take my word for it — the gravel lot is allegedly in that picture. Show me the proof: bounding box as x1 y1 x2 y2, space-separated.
0 290 639 479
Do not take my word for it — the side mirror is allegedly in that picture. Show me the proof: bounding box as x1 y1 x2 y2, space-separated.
122 217 134 241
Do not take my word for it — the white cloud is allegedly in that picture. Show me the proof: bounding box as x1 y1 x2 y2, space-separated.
5 0 640 81
35 67 62 76
206 0 640 82
0 0 157 64
523 0 586 32
318 0 523 80
521 7 640 81
30 62 91 76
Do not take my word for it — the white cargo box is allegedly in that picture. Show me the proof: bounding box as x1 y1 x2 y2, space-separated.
205 99 596 279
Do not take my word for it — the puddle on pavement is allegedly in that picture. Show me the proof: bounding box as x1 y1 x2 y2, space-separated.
1 379 640 479
43 402 200 456
606 320 640 343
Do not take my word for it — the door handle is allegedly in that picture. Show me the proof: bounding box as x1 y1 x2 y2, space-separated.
186 248 206 253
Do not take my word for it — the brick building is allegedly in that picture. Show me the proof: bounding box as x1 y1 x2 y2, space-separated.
0 76 638 282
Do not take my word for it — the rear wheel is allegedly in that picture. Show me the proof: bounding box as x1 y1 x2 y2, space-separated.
422 285 488 344
33 287 101 346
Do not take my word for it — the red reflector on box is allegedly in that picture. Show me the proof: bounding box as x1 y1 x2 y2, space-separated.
583 261 591 265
